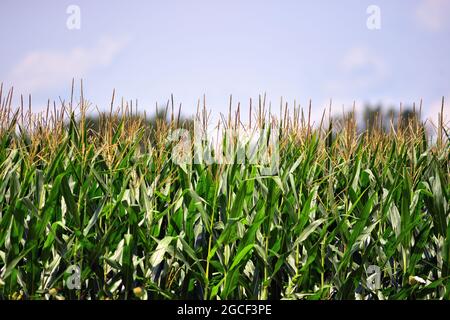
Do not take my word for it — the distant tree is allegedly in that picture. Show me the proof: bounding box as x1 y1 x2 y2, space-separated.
363 104 382 133
398 109 419 130
78 108 194 146
329 104 421 136
362 104 420 133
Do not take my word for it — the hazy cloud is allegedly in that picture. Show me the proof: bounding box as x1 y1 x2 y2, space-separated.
341 47 387 80
326 46 387 96
7 37 128 93
424 95 449 126
415 0 450 32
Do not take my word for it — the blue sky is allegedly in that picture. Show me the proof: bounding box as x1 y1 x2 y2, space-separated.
0 0 449 124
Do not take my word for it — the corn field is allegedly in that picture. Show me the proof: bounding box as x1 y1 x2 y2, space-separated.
0 86 449 300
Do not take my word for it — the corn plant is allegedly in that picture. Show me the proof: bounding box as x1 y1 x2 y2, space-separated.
0 85 449 300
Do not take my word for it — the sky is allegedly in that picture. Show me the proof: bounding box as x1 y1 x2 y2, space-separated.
0 0 449 125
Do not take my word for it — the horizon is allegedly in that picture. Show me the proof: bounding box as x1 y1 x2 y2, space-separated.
0 0 449 126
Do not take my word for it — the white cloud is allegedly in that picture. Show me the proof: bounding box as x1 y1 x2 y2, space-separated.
7 37 128 93
326 46 387 95
424 95 449 126
415 0 450 32
341 46 387 80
